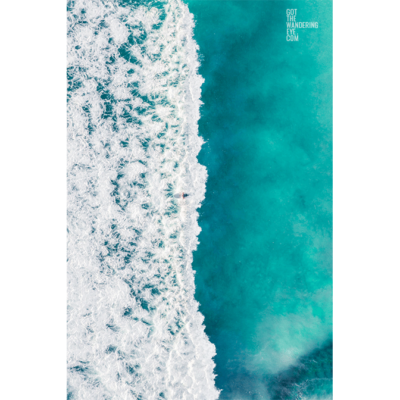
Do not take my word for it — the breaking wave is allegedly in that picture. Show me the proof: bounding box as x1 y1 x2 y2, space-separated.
67 0 219 398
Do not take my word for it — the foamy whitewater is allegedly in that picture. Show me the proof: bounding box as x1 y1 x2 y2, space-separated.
67 0 219 398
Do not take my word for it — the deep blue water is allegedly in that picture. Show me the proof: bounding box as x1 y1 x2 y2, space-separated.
186 1 333 398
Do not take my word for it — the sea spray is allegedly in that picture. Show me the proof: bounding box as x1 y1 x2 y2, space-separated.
67 0 219 398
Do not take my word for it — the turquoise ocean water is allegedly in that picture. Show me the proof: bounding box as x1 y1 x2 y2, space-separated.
187 1 333 398
67 0 332 398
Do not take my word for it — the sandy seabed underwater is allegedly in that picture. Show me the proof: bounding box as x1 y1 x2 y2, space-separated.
67 0 332 399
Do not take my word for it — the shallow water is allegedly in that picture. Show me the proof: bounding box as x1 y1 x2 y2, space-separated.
186 0 333 398
67 0 332 398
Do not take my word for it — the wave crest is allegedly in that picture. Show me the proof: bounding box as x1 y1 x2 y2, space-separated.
67 0 219 398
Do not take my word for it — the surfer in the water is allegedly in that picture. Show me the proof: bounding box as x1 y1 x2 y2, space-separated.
174 192 189 199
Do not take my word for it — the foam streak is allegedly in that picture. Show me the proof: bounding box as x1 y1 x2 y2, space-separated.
67 1 219 398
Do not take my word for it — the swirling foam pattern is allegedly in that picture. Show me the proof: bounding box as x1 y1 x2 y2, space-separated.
67 0 219 398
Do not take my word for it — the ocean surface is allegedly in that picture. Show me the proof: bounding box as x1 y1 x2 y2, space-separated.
67 0 332 399
187 1 333 398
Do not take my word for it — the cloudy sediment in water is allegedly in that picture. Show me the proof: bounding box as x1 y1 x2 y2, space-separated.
67 0 333 399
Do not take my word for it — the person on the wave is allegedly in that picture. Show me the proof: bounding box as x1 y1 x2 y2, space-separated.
174 192 189 199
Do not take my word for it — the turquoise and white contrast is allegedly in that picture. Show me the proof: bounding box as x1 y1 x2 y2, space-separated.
67 0 332 399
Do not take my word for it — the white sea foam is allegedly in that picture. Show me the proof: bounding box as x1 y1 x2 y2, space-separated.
67 0 219 398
